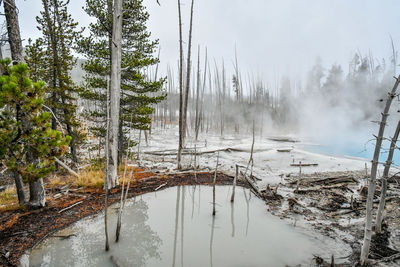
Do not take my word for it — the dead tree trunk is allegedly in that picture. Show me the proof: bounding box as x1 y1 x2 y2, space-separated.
195 46 201 141
244 121 255 178
28 178 46 208
3 0 23 63
360 75 400 265
375 120 400 233
177 0 184 169
108 0 123 188
12 171 25 205
182 0 195 144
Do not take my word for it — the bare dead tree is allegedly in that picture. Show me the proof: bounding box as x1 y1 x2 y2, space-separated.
360 75 400 265
195 46 201 141
182 0 195 145
375 120 400 233
177 0 184 169
108 0 123 188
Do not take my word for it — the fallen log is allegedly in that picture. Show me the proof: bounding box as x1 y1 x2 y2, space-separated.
155 183 167 191
290 163 318 167
370 252 400 264
277 149 292 152
55 157 79 177
58 200 83 214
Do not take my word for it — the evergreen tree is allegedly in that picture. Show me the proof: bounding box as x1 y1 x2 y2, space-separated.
0 60 70 207
25 0 82 165
76 0 165 163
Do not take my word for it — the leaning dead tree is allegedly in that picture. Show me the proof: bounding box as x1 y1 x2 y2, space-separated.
360 74 400 265
108 0 123 188
375 119 400 233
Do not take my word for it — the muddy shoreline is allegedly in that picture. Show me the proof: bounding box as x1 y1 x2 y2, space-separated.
0 172 246 267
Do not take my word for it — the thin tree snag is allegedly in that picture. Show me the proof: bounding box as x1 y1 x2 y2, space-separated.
244 121 255 178
231 164 238 202
376 120 400 233
182 0 195 144
212 152 219 216
360 74 400 266
177 0 184 170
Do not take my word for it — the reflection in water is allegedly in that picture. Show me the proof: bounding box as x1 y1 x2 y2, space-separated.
209 215 215 267
172 186 180 267
30 198 161 267
231 202 235 237
181 187 185 267
191 185 196 219
124 199 162 266
30 185 352 267
243 187 250 236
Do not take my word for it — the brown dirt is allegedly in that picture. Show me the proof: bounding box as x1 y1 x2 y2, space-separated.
0 171 245 267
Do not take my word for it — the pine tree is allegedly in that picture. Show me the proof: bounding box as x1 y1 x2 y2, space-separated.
76 0 165 166
25 0 82 165
0 60 70 208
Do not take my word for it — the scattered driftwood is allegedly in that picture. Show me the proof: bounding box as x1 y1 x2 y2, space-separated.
155 183 167 191
290 163 318 167
243 172 262 198
144 147 271 156
239 170 261 181
290 176 357 186
370 252 400 264
58 200 83 213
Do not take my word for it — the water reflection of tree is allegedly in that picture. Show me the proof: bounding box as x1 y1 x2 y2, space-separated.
125 199 162 267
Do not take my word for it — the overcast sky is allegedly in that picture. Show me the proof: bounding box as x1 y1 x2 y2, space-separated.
9 0 400 84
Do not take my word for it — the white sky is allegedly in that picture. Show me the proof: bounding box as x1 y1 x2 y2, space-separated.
10 0 400 84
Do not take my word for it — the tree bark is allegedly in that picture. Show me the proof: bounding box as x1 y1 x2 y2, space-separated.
13 171 25 204
360 75 400 265
28 178 46 208
108 0 123 188
3 0 23 63
375 120 400 233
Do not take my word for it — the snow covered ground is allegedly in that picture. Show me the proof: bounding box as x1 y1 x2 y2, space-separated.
140 125 369 187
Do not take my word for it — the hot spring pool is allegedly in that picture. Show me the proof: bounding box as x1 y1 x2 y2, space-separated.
29 185 350 267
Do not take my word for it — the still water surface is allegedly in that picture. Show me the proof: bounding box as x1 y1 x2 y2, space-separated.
30 185 350 267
